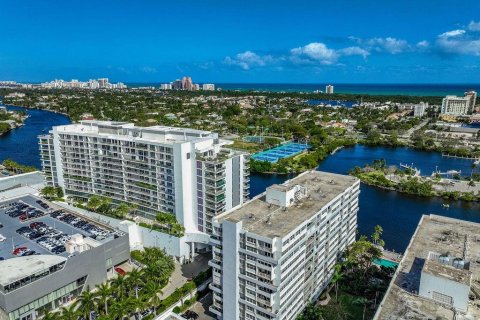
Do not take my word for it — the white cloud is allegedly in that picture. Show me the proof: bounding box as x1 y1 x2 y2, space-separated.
416 40 429 49
349 36 410 54
140 66 158 73
438 29 466 38
468 21 480 32
436 29 480 56
290 42 338 65
223 51 274 70
337 46 369 58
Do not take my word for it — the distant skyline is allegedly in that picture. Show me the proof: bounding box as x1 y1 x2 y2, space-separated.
1 0 480 83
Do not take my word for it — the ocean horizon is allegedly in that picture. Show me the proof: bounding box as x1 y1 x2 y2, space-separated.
125 82 480 97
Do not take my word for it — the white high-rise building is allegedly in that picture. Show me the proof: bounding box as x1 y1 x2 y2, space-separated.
98 78 109 88
414 102 428 117
160 83 172 90
209 171 360 320
325 84 334 94
203 84 215 91
441 91 477 115
39 121 249 237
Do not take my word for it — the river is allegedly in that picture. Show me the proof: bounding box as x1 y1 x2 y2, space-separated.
0 105 70 168
1 106 478 253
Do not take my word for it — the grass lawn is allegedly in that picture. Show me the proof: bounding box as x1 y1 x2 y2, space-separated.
230 139 263 152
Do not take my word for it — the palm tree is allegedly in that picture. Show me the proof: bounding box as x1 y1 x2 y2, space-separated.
143 282 163 315
42 310 60 320
111 275 128 299
127 268 144 299
331 264 343 301
110 297 138 320
110 300 129 320
95 282 112 315
471 162 478 177
87 195 102 212
59 305 79 320
353 297 369 320
77 286 97 320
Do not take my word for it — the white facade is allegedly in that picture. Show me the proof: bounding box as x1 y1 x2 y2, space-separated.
39 121 249 237
414 102 428 117
325 85 334 94
161 83 173 90
441 92 477 115
203 84 215 91
209 171 360 320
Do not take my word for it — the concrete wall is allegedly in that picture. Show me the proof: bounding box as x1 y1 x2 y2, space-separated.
222 220 241 320
54 203 211 262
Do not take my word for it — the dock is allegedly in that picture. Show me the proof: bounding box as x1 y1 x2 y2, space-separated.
441 153 480 161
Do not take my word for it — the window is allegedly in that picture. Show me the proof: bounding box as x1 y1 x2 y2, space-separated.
186 152 191 160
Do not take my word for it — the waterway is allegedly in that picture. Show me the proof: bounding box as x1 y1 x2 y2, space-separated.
1 105 479 253
251 145 480 253
0 105 70 168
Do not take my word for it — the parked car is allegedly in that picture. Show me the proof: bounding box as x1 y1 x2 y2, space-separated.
13 247 28 256
114 266 126 276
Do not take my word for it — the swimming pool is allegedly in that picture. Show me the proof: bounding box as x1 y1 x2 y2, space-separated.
374 258 399 268
251 142 310 163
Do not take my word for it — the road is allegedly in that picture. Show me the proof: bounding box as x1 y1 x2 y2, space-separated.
402 119 429 138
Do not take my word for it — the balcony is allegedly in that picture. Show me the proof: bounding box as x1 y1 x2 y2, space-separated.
208 259 222 269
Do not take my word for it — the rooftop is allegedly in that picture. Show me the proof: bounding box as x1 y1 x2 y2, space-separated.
49 120 218 145
216 171 359 239
0 194 124 261
375 214 480 320
423 258 471 286
0 255 66 287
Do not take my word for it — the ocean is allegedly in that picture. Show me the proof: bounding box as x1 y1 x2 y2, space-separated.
126 83 480 97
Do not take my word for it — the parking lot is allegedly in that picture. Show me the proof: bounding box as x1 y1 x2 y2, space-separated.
0 195 117 260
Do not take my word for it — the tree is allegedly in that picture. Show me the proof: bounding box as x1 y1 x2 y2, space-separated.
353 297 368 320
365 129 382 145
471 162 478 177
111 275 128 299
40 186 57 199
77 286 97 320
345 237 382 277
331 264 343 302
371 225 385 247
87 195 102 212
56 187 64 198
297 303 323 320
42 310 60 320
95 282 112 316
143 282 163 315
127 268 144 299
59 305 80 320
114 202 133 218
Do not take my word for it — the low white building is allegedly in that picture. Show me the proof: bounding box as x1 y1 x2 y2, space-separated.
414 102 428 117
208 171 360 319
202 84 215 91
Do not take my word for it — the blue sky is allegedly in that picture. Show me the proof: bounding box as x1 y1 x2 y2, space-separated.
1 0 480 83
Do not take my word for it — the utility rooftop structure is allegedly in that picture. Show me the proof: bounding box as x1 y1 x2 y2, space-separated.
374 215 480 320
218 172 356 239
209 171 360 320
39 121 249 238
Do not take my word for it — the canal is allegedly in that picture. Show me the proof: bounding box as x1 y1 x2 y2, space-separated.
1 105 479 253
